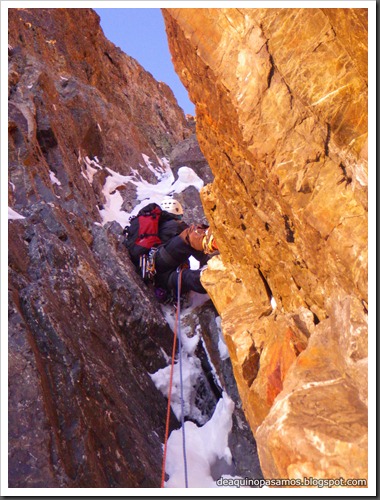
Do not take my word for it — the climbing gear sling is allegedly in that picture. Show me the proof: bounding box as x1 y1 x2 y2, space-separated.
160 267 189 488
139 247 159 283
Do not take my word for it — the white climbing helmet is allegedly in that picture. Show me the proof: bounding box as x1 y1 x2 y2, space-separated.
161 197 184 216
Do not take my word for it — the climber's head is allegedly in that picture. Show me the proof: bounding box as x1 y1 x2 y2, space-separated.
160 197 184 218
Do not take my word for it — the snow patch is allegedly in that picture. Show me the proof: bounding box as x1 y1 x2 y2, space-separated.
99 188 130 228
49 170 61 186
171 166 204 193
82 156 102 185
165 393 235 488
141 153 166 180
149 322 204 423
216 316 230 361
8 207 25 220
96 154 206 228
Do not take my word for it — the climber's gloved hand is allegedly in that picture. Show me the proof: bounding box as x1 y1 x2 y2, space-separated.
202 228 218 254
179 224 218 254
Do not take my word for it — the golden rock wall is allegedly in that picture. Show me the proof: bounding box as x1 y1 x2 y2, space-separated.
163 7 368 481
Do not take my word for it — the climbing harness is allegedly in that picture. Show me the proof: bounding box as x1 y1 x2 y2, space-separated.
161 267 189 488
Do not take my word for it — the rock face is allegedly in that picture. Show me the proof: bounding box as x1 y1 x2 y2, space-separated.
8 7 192 487
163 8 368 481
170 133 214 225
8 8 262 488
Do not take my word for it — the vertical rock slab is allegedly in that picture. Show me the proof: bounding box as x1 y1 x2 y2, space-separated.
8 8 194 487
163 7 368 481
9 210 177 487
256 297 368 481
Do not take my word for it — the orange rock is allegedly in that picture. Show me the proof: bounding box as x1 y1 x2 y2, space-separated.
166 7 369 483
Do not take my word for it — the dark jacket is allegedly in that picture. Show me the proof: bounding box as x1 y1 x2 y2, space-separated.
158 211 188 244
154 212 208 294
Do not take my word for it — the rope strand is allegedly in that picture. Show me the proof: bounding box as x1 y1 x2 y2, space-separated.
160 304 179 487
160 268 189 488
176 269 189 488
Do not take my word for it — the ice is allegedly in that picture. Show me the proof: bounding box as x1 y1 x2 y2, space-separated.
165 393 235 488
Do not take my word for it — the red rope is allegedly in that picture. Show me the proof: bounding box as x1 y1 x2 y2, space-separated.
160 270 183 488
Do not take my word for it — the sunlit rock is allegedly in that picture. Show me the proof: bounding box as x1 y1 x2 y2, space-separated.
164 7 368 481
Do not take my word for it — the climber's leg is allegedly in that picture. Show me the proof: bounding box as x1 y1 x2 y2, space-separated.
167 268 207 294
155 236 193 273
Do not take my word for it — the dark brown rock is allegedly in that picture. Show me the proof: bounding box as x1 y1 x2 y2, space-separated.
7 8 192 488
9 206 177 487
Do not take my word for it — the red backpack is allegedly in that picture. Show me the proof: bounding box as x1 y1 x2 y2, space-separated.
123 203 162 265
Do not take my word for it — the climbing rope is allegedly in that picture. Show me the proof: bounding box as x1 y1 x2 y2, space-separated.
160 301 178 488
160 267 189 488
176 268 189 488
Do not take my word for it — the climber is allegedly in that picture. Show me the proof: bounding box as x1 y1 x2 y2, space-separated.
124 196 218 298
153 197 218 297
